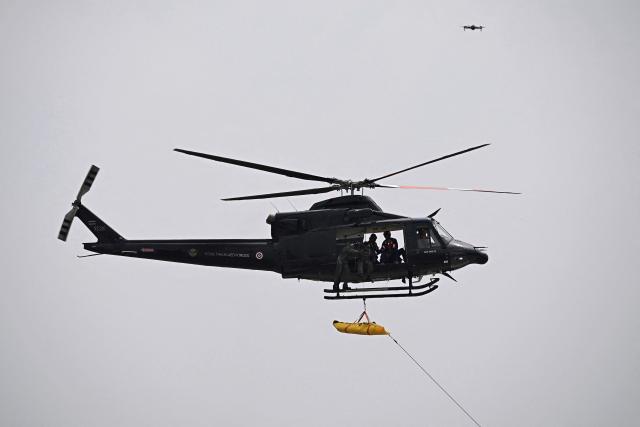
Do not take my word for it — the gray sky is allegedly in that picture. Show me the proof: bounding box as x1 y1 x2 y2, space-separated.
2 1 639 426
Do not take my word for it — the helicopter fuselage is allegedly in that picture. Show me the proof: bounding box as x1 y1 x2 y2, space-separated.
80 195 488 284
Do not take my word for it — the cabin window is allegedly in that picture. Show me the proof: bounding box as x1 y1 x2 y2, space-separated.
416 227 439 249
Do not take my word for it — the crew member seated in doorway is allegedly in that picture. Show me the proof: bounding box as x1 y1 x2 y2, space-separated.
380 231 406 264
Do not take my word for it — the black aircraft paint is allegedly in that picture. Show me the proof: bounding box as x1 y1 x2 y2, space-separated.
59 146 515 300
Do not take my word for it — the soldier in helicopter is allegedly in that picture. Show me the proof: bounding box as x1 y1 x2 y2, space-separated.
380 230 406 264
333 240 373 291
367 234 380 264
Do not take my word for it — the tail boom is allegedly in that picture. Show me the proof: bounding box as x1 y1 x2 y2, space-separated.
84 239 278 272
61 166 277 273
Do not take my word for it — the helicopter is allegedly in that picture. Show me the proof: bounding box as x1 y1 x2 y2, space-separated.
58 144 518 300
462 25 485 31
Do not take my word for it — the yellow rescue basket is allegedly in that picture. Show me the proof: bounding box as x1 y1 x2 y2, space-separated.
333 320 388 336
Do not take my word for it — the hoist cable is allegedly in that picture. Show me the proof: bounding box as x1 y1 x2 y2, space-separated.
388 334 482 427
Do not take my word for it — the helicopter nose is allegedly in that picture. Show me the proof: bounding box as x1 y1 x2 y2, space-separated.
475 249 488 264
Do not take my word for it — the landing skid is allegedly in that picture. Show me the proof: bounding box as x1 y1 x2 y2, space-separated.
324 277 439 300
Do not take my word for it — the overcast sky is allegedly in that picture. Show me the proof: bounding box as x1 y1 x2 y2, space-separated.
2 1 639 426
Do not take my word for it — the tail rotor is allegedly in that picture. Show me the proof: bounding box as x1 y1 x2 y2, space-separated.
58 165 99 241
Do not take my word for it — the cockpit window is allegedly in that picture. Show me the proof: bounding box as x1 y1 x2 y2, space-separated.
416 227 439 249
433 221 453 244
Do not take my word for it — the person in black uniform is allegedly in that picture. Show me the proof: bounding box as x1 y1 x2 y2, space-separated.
333 241 372 290
367 234 380 264
380 230 406 263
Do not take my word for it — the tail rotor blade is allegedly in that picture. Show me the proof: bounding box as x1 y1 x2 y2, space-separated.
58 206 79 241
76 165 99 201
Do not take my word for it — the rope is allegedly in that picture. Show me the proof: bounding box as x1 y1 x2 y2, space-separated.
354 299 371 324
388 334 482 427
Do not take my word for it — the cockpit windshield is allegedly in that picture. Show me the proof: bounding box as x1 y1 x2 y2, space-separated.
432 220 453 244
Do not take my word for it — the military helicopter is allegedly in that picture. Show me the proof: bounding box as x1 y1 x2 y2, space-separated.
462 25 485 31
58 144 518 300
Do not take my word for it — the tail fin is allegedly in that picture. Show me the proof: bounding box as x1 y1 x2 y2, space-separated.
58 165 124 243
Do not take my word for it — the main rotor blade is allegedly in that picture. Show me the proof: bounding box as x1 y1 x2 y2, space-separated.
380 184 520 194
174 148 339 184
222 186 339 201
370 143 490 182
